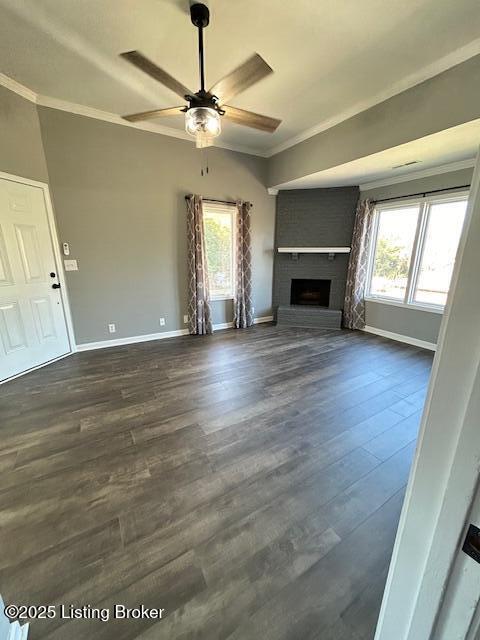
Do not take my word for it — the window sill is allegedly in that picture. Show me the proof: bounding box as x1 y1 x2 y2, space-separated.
364 296 444 315
210 296 234 302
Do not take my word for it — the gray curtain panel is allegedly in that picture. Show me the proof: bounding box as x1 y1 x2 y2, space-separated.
234 200 254 329
344 198 375 330
186 194 213 335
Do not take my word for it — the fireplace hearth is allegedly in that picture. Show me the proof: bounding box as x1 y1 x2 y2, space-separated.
290 279 331 307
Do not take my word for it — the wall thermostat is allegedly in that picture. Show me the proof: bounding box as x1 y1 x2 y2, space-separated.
62 242 70 256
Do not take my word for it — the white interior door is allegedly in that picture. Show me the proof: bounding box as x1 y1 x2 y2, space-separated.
375 149 480 640
0 177 71 382
433 471 480 640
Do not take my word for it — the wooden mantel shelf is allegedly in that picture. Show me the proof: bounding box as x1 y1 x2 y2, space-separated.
277 247 351 254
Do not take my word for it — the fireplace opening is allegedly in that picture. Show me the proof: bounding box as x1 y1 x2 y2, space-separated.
290 279 331 307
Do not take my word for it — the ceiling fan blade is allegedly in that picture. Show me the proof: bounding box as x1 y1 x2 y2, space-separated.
122 106 184 123
223 105 281 133
209 53 273 104
120 50 192 99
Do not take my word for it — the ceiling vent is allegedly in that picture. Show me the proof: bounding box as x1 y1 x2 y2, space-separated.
391 160 421 170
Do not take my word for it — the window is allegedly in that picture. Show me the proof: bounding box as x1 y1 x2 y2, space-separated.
203 203 236 299
366 194 468 310
369 205 419 300
413 200 466 307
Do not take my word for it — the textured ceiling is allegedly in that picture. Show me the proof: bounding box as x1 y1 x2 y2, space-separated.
0 0 480 154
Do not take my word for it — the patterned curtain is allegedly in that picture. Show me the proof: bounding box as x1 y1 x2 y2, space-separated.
234 200 253 329
186 195 213 335
344 198 375 330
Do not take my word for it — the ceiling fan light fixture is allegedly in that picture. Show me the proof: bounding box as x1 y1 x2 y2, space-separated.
185 107 221 147
121 3 281 142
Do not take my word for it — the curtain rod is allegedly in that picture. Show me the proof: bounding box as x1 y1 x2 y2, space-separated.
184 196 237 206
373 184 470 204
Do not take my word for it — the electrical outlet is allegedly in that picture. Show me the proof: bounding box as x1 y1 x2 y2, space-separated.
159 317 166 327
183 315 189 324
108 323 116 333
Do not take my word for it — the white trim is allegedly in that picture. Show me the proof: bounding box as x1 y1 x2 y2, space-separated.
76 328 190 351
37 94 267 157
212 321 234 331
266 38 480 157
0 170 47 190
75 316 274 351
0 352 72 386
2 37 480 161
42 179 77 351
204 202 237 300
37 94 193 141
0 169 77 352
374 148 480 640
0 72 266 158
0 595 29 639
365 193 469 315
360 158 476 191
212 316 274 330
0 71 37 103
277 246 351 253
362 325 437 351
365 296 444 315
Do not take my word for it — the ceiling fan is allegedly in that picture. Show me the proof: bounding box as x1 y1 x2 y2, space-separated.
120 2 281 148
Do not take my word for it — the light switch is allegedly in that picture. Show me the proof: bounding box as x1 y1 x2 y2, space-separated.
64 259 78 271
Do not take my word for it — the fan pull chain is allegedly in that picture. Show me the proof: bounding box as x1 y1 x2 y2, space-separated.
200 148 209 176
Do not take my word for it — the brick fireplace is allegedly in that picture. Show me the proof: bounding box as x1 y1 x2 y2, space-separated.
273 187 358 329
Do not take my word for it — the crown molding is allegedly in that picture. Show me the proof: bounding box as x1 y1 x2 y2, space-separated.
359 158 476 191
0 73 267 157
36 93 195 139
0 72 37 103
35 94 268 157
265 38 480 158
2 35 480 162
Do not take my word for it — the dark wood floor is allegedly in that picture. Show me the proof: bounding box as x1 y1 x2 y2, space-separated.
0 325 433 640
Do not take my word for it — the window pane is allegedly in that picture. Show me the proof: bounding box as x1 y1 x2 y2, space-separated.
414 199 467 307
203 208 234 298
370 206 419 300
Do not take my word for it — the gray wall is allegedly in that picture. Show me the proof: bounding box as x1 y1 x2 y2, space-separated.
0 85 49 182
268 55 480 187
273 187 358 311
364 301 443 344
37 108 275 345
0 81 474 348
361 167 474 344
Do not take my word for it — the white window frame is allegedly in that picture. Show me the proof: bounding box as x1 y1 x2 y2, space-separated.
365 191 469 314
203 202 237 301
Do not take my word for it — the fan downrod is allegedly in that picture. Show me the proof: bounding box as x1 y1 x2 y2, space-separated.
190 3 210 28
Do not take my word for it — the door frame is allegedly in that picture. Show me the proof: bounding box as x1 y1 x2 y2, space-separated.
375 149 480 639
0 170 76 380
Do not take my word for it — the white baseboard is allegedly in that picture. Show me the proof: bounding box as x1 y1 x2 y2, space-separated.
76 316 274 352
363 325 437 351
212 316 274 331
76 328 190 352
212 321 234 330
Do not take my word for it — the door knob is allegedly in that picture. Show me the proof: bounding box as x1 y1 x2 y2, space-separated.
52 283 61 289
